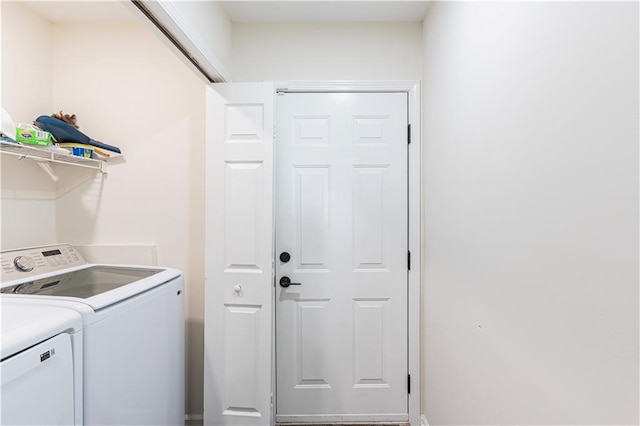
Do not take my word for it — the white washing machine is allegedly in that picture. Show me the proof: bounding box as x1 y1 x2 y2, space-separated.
0 244 185 426
1 300 83 425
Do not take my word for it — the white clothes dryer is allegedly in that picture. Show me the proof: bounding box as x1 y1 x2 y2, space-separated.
1 300 83 425
0 244 185 426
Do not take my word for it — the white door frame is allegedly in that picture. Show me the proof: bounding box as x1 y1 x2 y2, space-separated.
273 80 421 426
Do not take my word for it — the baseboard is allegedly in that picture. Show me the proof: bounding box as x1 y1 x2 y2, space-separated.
185 414 203 426
420 414 430 426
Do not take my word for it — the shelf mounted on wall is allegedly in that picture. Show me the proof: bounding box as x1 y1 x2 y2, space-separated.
0 140 119 181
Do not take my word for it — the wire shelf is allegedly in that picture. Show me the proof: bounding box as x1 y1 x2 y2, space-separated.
0 140 106 172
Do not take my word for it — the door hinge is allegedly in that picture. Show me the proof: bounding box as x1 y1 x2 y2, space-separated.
408 250 411 270
408 124 411 145
408 374 411 394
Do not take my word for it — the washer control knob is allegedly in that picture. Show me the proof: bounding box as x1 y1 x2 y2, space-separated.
14 256 35 272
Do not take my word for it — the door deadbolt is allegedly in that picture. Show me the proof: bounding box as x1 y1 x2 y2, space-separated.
279 252 291 263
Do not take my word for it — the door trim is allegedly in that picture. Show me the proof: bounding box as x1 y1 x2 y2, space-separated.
274 80 421 426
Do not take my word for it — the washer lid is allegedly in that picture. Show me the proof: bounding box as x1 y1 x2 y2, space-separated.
0 300 82 360
2 265 162 298
1 265 182 311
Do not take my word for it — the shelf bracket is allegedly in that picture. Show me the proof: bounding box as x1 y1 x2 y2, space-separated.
36 161 60 183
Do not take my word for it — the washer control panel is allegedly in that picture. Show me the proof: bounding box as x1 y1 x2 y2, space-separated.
1 244 87 283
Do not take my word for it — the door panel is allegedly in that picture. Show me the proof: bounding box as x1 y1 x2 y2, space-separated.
295 166 330 271
224 162 264 272
221 304 263 418
353 166 389 270
276 92 408 422
204 83 274 426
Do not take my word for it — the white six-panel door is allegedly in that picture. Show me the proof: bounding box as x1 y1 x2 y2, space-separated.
204 83 274 426
275 92 409 423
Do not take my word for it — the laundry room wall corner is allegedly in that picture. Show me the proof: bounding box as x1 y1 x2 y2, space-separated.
49 20 207 420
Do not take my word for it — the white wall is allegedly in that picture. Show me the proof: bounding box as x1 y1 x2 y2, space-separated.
49 21 206 417
422 2 639 424
1 1 56 249
1 1 53 124
1 4 208 415
136 0 233 82
232 22 422 81
168 0 232 80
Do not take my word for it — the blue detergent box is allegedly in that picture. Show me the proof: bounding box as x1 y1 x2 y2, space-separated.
71 147 93 158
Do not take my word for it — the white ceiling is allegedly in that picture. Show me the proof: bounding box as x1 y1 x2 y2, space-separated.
21 1 430 23
222 1 430 22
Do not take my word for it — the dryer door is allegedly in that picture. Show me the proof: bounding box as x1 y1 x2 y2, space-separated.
1 333 75 425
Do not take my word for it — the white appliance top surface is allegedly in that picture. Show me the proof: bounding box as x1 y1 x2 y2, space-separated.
2 265 163 298
1 300 82 360
1 244 182 311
